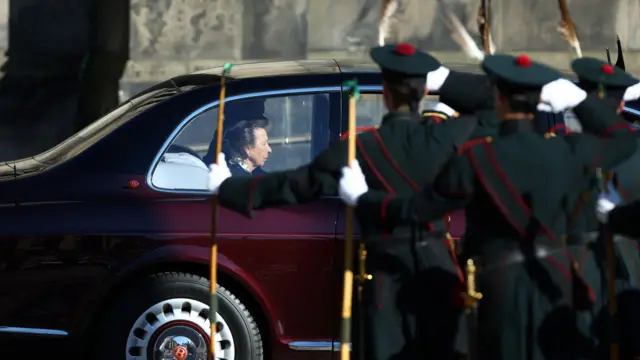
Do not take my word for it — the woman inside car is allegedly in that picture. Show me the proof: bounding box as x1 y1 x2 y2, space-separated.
220 118 272 176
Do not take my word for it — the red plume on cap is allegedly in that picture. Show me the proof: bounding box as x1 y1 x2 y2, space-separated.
395 43 416 56
515 54 532 67
602 64 614 74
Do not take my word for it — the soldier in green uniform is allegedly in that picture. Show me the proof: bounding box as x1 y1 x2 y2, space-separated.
547 58 640 359
337 53 638 360
208 43 495 359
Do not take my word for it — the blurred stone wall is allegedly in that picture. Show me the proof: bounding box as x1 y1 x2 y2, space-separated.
0 0 639 98
0 0 639 161
121 0 640 99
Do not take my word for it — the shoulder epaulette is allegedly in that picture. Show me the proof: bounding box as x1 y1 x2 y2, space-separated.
422 111 449 122
339 126 378 141
458 136 493 155
421 110 460 124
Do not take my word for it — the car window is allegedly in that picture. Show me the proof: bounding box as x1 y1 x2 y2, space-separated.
150 92 331 191
355 93 445 127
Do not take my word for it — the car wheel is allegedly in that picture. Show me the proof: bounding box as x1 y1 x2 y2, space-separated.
94 271 263 360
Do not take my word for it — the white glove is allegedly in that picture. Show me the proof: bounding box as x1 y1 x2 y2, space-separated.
623 81 640 102
207 153 232 195
426 66 451 93
537 78 587 113
596 197 616 224
595 185 621 224
339 160 369 207
432 102 457 117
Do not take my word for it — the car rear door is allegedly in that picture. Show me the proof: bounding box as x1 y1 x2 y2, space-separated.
147 87 344 358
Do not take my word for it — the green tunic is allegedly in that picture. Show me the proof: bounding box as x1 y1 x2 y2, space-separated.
543 117 640 359
216 71 492 360
355 93 637 360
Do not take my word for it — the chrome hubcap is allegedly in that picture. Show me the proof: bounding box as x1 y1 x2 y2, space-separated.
126 298 235 360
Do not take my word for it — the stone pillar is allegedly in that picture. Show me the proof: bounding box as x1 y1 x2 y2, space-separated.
75 0 130 132
615 0 640 50
0 0 92 161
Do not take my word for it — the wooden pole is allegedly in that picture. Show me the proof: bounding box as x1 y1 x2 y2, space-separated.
605 227 619 360
340 80 360 360
210 63 233 360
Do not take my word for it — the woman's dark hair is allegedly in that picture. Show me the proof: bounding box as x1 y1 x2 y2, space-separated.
381 70 426 113
495 81 541 113
221 119 269 160
203 118 268 165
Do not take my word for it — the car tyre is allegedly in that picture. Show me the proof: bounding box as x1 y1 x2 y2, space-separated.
93 271 263 360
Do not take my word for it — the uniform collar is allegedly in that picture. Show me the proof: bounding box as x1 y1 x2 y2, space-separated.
499 119 535 135
380 110 422 127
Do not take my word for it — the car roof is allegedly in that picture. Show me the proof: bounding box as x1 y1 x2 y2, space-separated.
193 59 342 78
129 59 489 101
134 58 581 99
188 59 488 77
130 60 341 100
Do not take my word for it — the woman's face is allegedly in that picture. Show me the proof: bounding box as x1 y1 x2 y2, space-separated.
245 127 271 169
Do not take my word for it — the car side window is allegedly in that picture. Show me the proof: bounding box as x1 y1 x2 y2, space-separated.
150 92 331 191
622 106 640 128
355 93 446 127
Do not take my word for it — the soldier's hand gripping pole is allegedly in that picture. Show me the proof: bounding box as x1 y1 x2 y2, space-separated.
340 80 360 360
597 168 619 360
464 259 483 360
210 63 233 360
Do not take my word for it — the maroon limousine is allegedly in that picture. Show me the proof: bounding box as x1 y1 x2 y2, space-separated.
1 59 635 360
